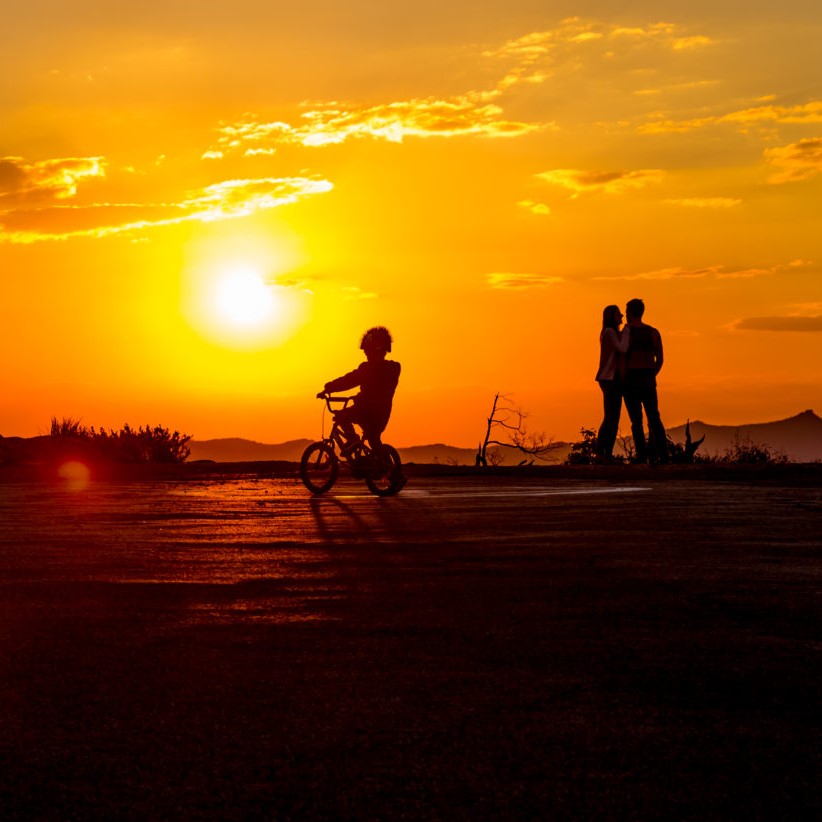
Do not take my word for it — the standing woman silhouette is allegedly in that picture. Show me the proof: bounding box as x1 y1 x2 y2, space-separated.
595 305 630 461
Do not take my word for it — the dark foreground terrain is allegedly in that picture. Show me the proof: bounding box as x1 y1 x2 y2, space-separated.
1 466 820 819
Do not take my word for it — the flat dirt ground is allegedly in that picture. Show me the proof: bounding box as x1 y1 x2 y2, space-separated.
1 466 820 819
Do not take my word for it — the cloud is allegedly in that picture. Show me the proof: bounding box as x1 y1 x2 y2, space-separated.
0 156 105 205
0 168 333 243
734 316 822 332
487 272 563 290
517 200 551 216
595 265 720 281
765 137 822 183
205 20 713 158
490 19 711 60
634 79 719 97
640 100 822 134
594 259 808 281
610 23 678 40
665 197 741 208
671 35 714 51
341 286 378 301
483 19 713 97
537 168 664 195
206 97 543 156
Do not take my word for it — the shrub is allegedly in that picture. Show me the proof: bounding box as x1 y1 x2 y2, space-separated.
50 416 90 437
719 433 788 465
49 419 191 463
565 427 599 465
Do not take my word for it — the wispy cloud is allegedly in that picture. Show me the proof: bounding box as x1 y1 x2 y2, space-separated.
205 19 713 158
671 35 714 51
640 100 822 134
341 285 378 301
0 156 105 205
487 18 713 74
595 259 808 281
0 161 333 243
537 168 664 196
205 97 543 157
634 80 719 98
517 200 551 216
479 20 713 100
595 265 720 281
664 197 741 208
183 177 332 217
733 316 822 332
765 137 822 183
487 272 563 290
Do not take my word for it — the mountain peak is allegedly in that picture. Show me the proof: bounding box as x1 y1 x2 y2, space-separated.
669 409 822 461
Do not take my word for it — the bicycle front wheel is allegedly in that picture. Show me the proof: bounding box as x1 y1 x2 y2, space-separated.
365 444 405 497
300 441 339 494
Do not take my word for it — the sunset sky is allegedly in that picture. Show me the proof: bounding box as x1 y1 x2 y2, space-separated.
2 1 821 447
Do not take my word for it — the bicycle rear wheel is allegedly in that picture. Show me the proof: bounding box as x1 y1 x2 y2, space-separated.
365 444 405 497
300 441 338 494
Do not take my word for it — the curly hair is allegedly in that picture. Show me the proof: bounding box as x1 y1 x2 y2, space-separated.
360 326 393 352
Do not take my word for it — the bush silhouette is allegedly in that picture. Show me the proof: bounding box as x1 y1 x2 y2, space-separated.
565 427 601 465
50 417 191 463
718 433 788 465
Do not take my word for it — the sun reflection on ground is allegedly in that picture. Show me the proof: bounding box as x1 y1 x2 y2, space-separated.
57 461 91 490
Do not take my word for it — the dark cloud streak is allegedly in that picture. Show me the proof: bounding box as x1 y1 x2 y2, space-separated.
736 316 822 332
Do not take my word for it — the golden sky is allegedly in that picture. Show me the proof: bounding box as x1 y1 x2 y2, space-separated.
2 2 821 446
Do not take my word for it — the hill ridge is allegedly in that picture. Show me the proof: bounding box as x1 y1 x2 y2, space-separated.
667 409 821 461
187 409 820 464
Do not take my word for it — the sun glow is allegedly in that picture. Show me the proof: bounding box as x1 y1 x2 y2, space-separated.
183 258 309 351
214 266 279 330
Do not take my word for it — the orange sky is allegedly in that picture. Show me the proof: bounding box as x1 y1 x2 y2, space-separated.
2 3 821 447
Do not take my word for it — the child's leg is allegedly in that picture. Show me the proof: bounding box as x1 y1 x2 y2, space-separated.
335 407 361 453
361 421 384 451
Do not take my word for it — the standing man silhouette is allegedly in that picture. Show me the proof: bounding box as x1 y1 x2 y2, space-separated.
623 298 669 464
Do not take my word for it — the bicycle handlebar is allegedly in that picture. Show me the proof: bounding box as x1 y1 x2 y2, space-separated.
317 393 355 412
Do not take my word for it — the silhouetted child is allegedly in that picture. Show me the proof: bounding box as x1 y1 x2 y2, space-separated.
318 326 401 451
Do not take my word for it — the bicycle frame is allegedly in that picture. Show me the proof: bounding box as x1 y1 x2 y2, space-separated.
322 396 370 461
300 394 404 496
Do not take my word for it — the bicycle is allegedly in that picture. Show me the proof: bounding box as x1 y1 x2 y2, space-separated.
300 395 406 496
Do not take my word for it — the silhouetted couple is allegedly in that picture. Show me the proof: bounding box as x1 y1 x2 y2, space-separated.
596 298 668 464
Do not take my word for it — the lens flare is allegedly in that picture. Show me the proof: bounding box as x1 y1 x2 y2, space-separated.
57 461 91 490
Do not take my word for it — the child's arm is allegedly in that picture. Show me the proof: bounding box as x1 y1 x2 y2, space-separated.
321 365 364 396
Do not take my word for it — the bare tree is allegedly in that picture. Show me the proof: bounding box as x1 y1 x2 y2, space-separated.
475 392 560 466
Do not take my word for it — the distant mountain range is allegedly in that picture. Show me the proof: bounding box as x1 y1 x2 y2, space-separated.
1 410 819 466
187 438 505 466
189 410 822 464
667 409 822 462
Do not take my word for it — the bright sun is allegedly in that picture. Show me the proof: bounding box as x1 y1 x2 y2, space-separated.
183 258 309 350
214 266 279 330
